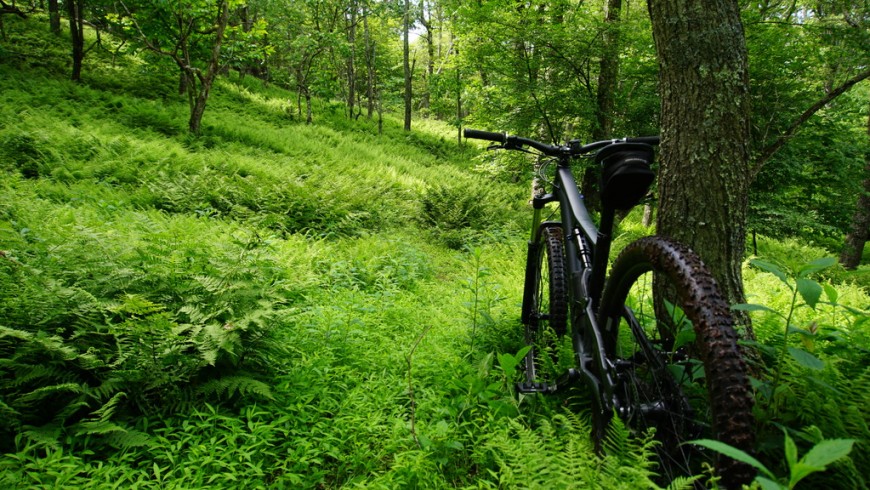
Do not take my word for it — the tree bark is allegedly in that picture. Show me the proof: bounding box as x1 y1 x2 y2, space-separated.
66 0 84 81
419 0 434 113
346 0 357 119
840 103 870 269
648 0 753 336
403 0 412 131
363 8 375 119
48 0 60 34
187 0 230 134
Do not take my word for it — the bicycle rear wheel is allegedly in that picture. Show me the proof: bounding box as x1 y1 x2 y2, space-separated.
521 225 568 387
597 236 755 488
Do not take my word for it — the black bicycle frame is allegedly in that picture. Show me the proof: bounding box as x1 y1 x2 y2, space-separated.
524 156 618 408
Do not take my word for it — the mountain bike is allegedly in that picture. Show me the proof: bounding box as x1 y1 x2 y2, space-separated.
464 128 755 488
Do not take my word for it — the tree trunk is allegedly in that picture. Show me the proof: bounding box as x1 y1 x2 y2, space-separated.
840 104 870 269
66 0 84 81
363 10 375 119
403 0 412 131
306 91 313 125
642 202 654 228
346 0 357 119
583 0 622 213
48 0 60 34
456 48 461 146
419 0 433 113
187 0 230 134
648 0 753 336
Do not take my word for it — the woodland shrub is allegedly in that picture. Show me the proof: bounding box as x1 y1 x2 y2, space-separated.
740 258 870 489
0 188 303 450
420 181 503 249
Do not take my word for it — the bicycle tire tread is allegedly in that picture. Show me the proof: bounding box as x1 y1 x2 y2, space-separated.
601 236 755 488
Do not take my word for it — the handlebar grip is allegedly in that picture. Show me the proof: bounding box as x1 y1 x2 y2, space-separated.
464 128 507 144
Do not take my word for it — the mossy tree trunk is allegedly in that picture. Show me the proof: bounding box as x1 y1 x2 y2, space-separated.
648 0 753 337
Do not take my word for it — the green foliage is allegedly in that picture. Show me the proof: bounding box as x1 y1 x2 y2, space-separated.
475 411 673 489
739 255 870 489
420 181 517 249
693 430 855 490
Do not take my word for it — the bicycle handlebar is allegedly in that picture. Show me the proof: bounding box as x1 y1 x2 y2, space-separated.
463 129 507 143
463 128 660 156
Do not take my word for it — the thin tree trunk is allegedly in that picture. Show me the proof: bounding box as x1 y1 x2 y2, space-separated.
840 103 870 269
642 202 654 228
364 10 375 119
419 0 433 113
403 0 412 131
346 0 357 119
456 48 461 146
306 91 313 124
66 0 84 81
583 0 622 213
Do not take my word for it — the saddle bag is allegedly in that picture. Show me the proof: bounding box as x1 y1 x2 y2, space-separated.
596 142 655 210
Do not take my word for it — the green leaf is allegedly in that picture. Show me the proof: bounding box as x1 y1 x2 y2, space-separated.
796 278 823 309
732 303 778 314
801 438 855 468
756 476 787 490
788 462 826 488
784 431 798 472
823 283 838 304
788 347 824 370
750 259 790 286
797 257 836 278
687 439 775 479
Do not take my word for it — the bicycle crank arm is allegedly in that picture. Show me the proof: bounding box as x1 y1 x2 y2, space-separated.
516 368 583 394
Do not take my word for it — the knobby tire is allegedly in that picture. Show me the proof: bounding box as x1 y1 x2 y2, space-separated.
597 236 755 488
525 226 568 383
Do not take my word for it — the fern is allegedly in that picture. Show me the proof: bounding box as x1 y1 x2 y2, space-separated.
477 410 664 489
196 375 274 400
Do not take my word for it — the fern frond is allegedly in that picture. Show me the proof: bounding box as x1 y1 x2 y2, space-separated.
18 382 85 404
21 423 62 448
87 378 126 402
91 391 127 422
665 475 701 490
105 427 151 449
196 375 274 400
0 398 21 428
73 419 126 436
7 363 71 388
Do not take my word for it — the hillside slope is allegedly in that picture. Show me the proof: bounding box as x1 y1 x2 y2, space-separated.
0 15 671 489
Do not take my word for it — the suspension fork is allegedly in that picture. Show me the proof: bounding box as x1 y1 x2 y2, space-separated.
521 191 558 326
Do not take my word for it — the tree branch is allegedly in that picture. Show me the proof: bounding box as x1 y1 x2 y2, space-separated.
0 0 28 18
751 67 870 179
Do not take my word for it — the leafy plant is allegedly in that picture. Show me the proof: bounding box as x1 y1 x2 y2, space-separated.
734 257 837 403
692 429 855 490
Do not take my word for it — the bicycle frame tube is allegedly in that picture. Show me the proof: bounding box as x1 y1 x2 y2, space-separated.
520 158 620 406
553 163 618 409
